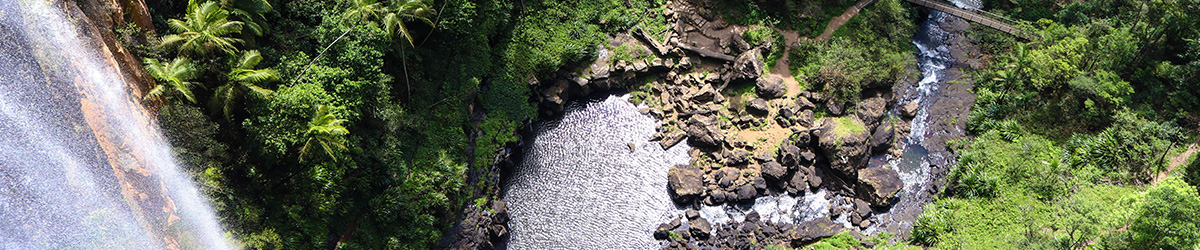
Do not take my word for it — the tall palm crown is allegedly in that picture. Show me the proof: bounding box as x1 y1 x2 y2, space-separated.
221 0 273 36
343 0 389 26
143 57 201 104
160 0 245 56
299 105 350 162
213 50 278 121
384 0 436 46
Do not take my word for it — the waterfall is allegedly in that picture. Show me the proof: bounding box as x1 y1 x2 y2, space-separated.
0 1 233 249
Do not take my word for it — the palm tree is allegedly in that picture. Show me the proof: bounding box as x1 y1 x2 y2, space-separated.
212 50 278 121
220 0 273 36
299 105 350 162
160 0 245 56
383 0 436 46
343 0 389 26
293 0 437 85
144 57 202 104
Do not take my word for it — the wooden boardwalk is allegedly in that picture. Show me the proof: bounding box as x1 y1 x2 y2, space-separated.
904 0 1037 40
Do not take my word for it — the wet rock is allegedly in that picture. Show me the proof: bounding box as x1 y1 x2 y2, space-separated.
655 218 683 240
690 217 713 239
668 164 704 204
755 75 786 99
816 117 870 177
728 48 764 83
856 167 903 207
761 161 788 184
492 200 509 224
789 218 842 243
787 170 807 195
660 130 686 150
685 115 724 148
857 96 887 129
800 150 817 165
686 209 700 219
804 168 822 190
778 144 803 168
854 199 872 219
734 184 757 202
900 101 919 118
489 224 509 242
870 122 894 154
711 190 728 204
746 98 770 116
752 176 767 191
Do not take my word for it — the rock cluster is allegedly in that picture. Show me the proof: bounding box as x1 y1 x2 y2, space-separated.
448 201 511 250
656 210 886 249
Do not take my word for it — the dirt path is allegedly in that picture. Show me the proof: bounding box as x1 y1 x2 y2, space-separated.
1154 142 1199 184
813 0 876 41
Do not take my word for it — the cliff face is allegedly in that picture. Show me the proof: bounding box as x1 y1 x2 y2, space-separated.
67 0 156 96
58 1 189 249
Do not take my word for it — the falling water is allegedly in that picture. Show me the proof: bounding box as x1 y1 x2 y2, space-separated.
503 94 692 249
0 1 232 249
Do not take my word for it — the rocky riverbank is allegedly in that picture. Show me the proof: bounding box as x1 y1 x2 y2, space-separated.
447 0 992 248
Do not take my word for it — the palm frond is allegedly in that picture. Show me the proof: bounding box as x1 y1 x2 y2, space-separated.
235 50 263 69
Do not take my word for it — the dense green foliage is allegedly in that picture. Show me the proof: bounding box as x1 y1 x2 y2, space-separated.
144 0 681 248
788 0 915 103
743 26 785 70
915 0 1200 248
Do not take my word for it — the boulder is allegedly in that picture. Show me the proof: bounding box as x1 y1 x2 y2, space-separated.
489 224 509 242
746 98 770 116
827 100 845 116
900 101 919 118
755 75 786 99
729 48 764 83
685 209 700 219
856 167 903 207
795 96 816 110
778 144 803 168
789 218 843 243
491 200 509 224
688 84 717 103
752 176 767 191
654 218 683 240
796 109 815 127
668 164 704 204
734 184 757 202
689 217 713 239
685 115 724 148
659 130 686 150
816 117 870 177
717 167 739 188
870 122 894 154
857 96 887 129
723 149 752 165
761 161 788 184
787 170 808 195
633 60 649 72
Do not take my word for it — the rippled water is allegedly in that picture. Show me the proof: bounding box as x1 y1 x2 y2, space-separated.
504 94 692 249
